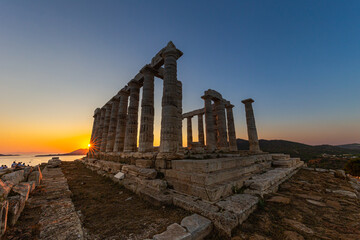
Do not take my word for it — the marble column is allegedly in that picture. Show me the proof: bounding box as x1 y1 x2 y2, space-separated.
113 90 129 152
95 108 106 152
90 108 101 144
124 80 141 152
177 80 183 148
242 98 261 152
202 96 216 151
215 100 228 150
139 65 155 152
187 117 192 147
105 97 120 152
159 41 182 154
226 104 237 151
100 102 112 152
198 114 205 146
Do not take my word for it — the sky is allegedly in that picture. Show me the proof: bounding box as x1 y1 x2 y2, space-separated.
0 0 359 153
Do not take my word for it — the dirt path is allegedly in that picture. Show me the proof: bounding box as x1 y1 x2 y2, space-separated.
61 161 189 240
227 169 360 240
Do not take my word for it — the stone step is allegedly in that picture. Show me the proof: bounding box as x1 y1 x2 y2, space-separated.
273 158 301 168
271 153 291 160
166 162 271 186
171 154 272 173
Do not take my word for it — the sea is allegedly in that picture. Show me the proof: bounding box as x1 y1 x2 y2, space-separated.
0 154 86 167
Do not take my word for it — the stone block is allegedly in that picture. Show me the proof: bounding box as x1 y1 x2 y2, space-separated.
0 200 8 236
1 170 24 185
28 171 41 186
11 182 31 201
135 159 154 168
181 214 212 240
138 188 173 206
7 195 26 227
153 223 191 240
114 172 125 180
0 180 12 199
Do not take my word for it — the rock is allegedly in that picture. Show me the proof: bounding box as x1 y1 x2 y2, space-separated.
153 223 191 240
306 199 326 207
334 170 346 179
28 171 41 186
296 194 322 201
47 158 61 168
267 196 291 204
325 200 341 210
284 231 304 240
114 172 125 180
11 183 31 201
0 169 13 178
7 195 26 227
27 181 36 193
181 214 212 240
249 234 271 240
23 167 32 180
1 170 24 185
331 189 357 199
284 218 314 234
0 200 8 236
0 180 12 198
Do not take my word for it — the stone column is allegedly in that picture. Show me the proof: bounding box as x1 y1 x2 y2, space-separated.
226 104 237 151
90 108 100 144
139 65 155 152
187 117 192 147
242 98 261 152
159 42 182 155
197 114 205 146
113 89 129 152
177 80 183 148
105 97 120 152
124 80 141 152
214 100 228 150
100 102 112 152
95 108 106 152
202 96 216 151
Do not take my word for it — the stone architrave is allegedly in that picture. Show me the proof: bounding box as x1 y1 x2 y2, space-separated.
105 97 120 152
139 65 155 152
198 114 205 146
226 104 237 151
177 80 183 148
95 108 106 152
187 117 193 147
124 80 141 152
159 42 183 154
202 96 216 151
241 98 261 152
113 89 129 152
214 100 228 150
100 103 112 152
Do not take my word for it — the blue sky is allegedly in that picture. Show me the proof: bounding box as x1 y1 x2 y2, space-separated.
0 0 359 152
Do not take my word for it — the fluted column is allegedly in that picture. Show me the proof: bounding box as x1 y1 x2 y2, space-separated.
105 97 120 152
187 117 192 147
226 104 237 151
100 103 112 152
159 41 182 154
202 96 216 151
215 100 228 150
95 108 106 152
124 80 141 152
139 65 155 152
242 98 261 152
198 114 205 146
177 80 183 148
90 108 101 144
113 90 129 152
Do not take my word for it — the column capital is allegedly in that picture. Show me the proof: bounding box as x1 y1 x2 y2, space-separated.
128 79 142 88
162 41 183 59
117 88 130 97
201 95 213 100
140 64 157 75
241 98 254 104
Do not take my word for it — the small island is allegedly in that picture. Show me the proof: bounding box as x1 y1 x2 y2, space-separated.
0 154 20 156
35 148 88 157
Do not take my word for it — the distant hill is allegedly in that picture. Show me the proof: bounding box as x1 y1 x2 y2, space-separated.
35 148 88 157
337 143 360 151
236 139 360 161
0 154 19 156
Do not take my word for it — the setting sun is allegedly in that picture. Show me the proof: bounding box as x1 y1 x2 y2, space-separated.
88 143 91 148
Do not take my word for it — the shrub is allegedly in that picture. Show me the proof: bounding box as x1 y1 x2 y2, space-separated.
344 158 360 177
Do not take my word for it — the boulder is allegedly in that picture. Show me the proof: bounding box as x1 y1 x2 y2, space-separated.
0 169 13 178
0 180 12 199
28 171 41 186
181 214 212 240
47 158 61 168
334 170 346 179
23 167 33 181
11 183 31 201
7 195 26 227
0 200 8 236
1 170 24 185
27 181 36 193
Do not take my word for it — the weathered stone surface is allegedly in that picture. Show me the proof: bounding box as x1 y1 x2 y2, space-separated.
334 170 346 179
242 98 261 152
181 214 212 240
47 158 61 168
283 218 314 234
122 165 157 179
11 182 31 201
136 159 154 168
153 223 191 240
28 170 42 186
114 172 125 180
0 180 12 198
1 170 24 185
283 231 304 240
267 196 291 204
331 189 357 198
0 168 13 178
7 195 26 226
306 199 326 207
0 200 8 236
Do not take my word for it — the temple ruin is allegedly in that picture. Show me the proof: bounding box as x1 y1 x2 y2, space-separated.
85 42 304 237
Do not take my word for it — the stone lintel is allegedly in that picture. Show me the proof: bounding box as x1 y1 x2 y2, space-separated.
182 108 205 119
203 89 223 101
242 98 254 104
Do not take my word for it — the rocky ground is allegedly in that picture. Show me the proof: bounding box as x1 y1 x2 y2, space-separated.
220 169 360 240
61 161 189 240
